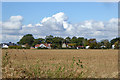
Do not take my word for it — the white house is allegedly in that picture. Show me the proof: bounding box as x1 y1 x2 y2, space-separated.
39 44 46 48
22 45 26 48
35 43 51 49
86 46 90 49
112 45 115 49
2 44 9 48
62 43 67 48
101 45 106 48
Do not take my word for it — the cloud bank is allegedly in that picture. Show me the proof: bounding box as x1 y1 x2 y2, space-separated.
1 12 118 43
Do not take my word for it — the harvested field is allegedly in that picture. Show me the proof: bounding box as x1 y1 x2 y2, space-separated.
2 49 118 78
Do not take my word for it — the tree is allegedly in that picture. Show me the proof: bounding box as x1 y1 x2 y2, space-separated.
65 36 71 43
18 34 34 46
77 37 84 46
32 38 45 47
45 35 54 43
114 41 120 49
83 39 88 47
101 39 111 49
52 37 64 49
96 42 102 49
71 36 77 43
88 39 97 49
110 37 120 45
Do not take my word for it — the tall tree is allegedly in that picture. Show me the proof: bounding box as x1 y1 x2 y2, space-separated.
45 35 54 43
65 36 71 43
101 39 111 49
32 38 45 47
77 37 84 46
110 37 120 45
18 34 34 46
114 41 120 49
52 37 64 48
71 36 78 43
88 39 97 49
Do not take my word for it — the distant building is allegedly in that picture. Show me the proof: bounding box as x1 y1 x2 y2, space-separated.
35 43 51 49
30 47 35 49
62 43 67 48
112 45 115 49
101 45 106 48
2 44 9 48
67 43 76 48
0 42 16 48
86 46 90 49
22 45 26 48
77 46 84 49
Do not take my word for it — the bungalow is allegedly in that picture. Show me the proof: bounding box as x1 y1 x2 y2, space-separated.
62 43 67 48
112 45 115 49
2 44 9 48
35 43 51 49
85 46 90 49
101 45 106 48
77 46 84 49
67 43 76 48
22 45 26 48
30 47 35 49
0 42 16 48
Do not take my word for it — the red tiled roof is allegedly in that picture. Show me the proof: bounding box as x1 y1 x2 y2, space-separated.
77 46 84 47
44 43 51 47
35 43 51 47
35 44 40 47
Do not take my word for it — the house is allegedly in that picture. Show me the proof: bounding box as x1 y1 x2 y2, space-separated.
0 42 16 48
67 43 76 48
30 47 35 49
2 44 9 48
62 43 67 48
35 43 51 49
101 45 106 48
112 45 115 49
86 46 90 49
22 45 26 48
45 43 51 49
77 46 84 49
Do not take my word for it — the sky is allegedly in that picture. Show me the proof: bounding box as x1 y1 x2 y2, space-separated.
1 2 118 43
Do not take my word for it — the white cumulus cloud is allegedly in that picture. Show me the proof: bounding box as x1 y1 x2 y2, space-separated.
2 15 23 30
1 12 118 43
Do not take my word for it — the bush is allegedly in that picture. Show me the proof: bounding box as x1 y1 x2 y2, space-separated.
37 47 48 49
61 48 76 49
9 45 22 49
9 45 30 49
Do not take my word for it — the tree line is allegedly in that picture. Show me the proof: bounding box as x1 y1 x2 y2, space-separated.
17 34 120 49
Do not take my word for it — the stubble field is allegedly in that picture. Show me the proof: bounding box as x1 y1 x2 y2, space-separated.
2 49 118 78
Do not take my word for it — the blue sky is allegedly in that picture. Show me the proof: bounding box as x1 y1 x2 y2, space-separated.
1 2 118 43
2 2 118 24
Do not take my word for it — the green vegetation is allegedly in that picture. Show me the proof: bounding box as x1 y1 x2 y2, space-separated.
17 34 34 47
17 34 120 49
9 45 30 49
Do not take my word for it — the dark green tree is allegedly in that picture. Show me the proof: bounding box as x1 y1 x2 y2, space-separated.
110 37 120 45
52 37 64 49
18 34 34 46
88 39 97 49
64 36 71 44
71 36 78 43
114 41 120 49
96 42 102 49
101 39 111 49
77 37 84 46
32 38 45 47
45 35 54 43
